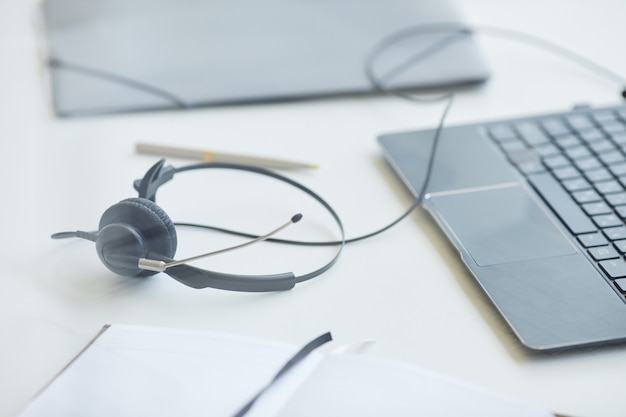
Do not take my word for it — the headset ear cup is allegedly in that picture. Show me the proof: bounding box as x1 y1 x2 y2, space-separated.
97 198 178 276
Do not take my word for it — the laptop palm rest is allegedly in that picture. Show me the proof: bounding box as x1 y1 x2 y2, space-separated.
427 185 626 350
427 185 577 266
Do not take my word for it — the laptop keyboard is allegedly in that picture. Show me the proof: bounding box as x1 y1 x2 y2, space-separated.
486 105 626 300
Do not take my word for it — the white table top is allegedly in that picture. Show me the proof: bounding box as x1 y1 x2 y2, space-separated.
2 1 626 416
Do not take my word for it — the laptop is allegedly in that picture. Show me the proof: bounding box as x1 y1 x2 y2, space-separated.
42 0 489 116
378 104 626 351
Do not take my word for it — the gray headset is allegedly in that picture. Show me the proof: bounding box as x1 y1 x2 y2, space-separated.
52 159 345 292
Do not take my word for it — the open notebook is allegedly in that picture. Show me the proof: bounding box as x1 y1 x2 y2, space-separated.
17 324 554 417
41 0 489 116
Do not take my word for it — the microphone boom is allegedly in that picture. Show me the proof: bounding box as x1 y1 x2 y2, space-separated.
138 214 302 272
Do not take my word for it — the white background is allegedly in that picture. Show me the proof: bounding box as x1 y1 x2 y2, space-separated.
1 1 626 416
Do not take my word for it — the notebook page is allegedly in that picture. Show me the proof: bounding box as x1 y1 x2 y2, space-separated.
16 325 321 417
275 354 554 417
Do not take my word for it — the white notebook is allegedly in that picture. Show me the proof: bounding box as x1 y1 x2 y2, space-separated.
17 324 554 417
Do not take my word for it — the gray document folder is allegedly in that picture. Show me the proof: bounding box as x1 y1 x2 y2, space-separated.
42 0 489 116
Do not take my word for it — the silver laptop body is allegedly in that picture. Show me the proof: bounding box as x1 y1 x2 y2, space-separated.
379 104 626 351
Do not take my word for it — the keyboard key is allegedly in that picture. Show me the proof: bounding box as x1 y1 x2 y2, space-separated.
533 143 561 157
572 189 602 204
566 114 594 130
613 240 626 253
593 214 623 228
592 110 618 123
555 134 581 148
565 146 592 160
515 122 550 144
517 162 546 175
595 180 623 194
616 108 626 121
599 259 626 278
553 166 581 180
585 168 612 183
574 157 602 171
605 192 626 206
578 232 609 247
601 153 626 165
543 155 570 169
579 128 605 143
611 132 626 145
504 146 536 160
614 278 626 292
604 226 626 240
500 140 527 155
505 149 546 175
588 245 620 261
589 139 616 154
609 163 626 176
489 125 517 141
541 118 570 136
562 178 591 192
527 173 597 234
614 206 626 219
599 120 626 135
582 202 612 215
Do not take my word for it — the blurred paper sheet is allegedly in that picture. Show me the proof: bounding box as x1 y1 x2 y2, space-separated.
17 324 554 417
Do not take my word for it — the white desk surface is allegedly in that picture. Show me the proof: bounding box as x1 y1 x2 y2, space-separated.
2 0 626 416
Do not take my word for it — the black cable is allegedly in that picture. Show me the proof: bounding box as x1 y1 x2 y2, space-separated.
48 58 193 109
364 23 471 103
175 22 626 247
157 23 625 247
175 94 454 246
364 22 626 95
471 24 626 89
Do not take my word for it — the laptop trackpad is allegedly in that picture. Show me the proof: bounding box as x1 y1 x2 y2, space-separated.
428 185 578 266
